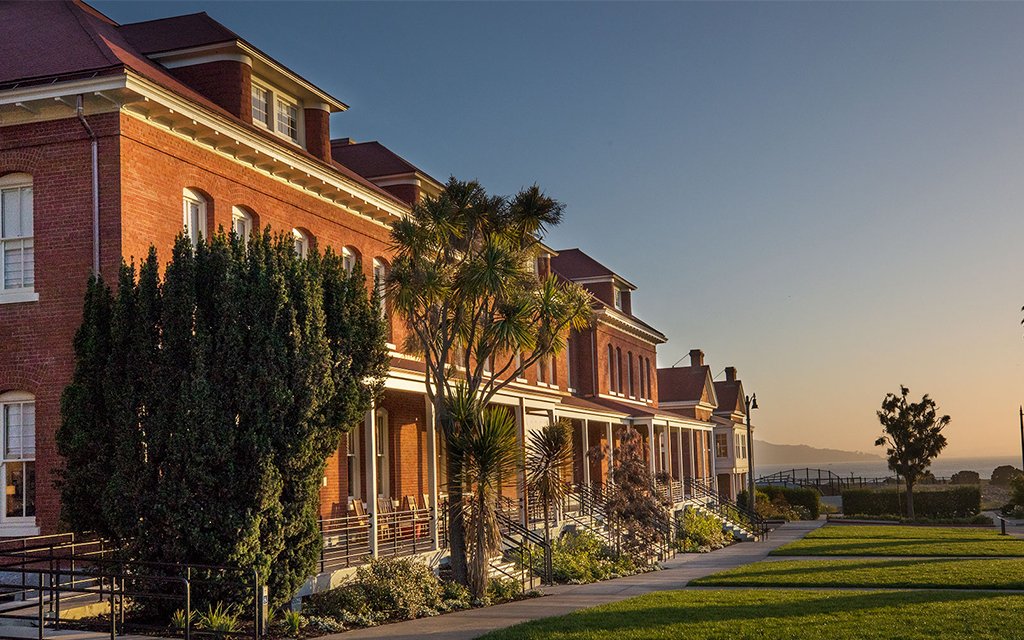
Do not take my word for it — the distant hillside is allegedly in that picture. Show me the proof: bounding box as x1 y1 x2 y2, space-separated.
755 440 883 465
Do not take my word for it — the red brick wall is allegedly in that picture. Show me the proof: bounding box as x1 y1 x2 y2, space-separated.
303 108 331 163
0 113 123 533
171 61 252 121
592 324 659 403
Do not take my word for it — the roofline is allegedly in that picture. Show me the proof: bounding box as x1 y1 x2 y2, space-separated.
594 307 667 344
554 248 639 290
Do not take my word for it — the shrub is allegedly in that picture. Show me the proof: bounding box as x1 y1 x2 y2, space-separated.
305 557 443 626
168 609 194 631
677 508 729 553
1011 475 1024 506
197 603 240 636
740 486 820 520
281 610 303 638
950 470 981 485
841 486 980 518
546 530 637 584
304 616 345 635
486 577 523 604
438 580 472 612
991 465 1023 486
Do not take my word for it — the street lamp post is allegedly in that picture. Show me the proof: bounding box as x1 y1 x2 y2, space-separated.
745 393 758 508
1019 406 1024 472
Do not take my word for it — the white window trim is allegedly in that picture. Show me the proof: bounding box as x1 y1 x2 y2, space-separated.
372 258 387 320
182 188 207 248
341 246 357 274
292 228 310 259
251 78 305 147
231 206 254 244
1 174 35 303
375 409 389 498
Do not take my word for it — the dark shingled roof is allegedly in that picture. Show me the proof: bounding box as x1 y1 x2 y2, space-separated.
118 13 239 55
657 366 715 405
713 380 744 417
331 140 420 179
551 248 615 280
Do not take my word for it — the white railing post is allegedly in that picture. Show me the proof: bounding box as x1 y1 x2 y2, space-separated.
647 422 657 475
606 422 615 485
366 403 378 557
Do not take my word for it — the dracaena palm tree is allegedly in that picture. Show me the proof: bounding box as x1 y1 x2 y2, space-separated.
388 178 592 585
448 386 522 599
526 420 574 547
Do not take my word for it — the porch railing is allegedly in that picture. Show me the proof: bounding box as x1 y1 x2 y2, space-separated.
685 477 768 540
319 506 434 573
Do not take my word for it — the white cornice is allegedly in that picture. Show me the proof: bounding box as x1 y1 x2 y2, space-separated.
594 307 667 345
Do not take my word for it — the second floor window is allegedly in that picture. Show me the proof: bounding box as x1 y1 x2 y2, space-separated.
252 80 302 145
231 206 253 244
292 229 310 259
715 433 729 458
251 85 271 128
276 98 299 143
1 174 33 295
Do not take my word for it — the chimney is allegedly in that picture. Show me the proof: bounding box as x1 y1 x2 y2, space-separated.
689 349 704 367
725 366 737 382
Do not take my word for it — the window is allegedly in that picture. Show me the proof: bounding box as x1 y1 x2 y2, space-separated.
646 358 653 400
182 189 207 249
614 288 623 310
0 392 35 523
638 359 645 400
627 352 635 398
615 347 623 394
231 206 253 244
716 433 729 458
251 84 271 128
372 258 387 320
292 229 310 259
515 351 526 381
375 409 389 497
345 430 359 499
1 174 33 297
549 355 557 386
565 341 573 391
606 345 615 394
276 98 299 143
537 358 547 385
342 247 359 274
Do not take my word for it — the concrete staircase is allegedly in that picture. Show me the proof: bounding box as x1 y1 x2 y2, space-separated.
688 503 757 542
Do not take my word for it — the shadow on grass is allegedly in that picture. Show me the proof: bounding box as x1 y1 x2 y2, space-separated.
485 590 1012 639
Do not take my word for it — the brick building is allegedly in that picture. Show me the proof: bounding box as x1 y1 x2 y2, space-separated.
0 1 759 574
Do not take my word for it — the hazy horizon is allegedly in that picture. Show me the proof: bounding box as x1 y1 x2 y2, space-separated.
94 1 1024 458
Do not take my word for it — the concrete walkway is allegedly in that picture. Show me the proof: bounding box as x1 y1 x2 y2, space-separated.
336 520 823 640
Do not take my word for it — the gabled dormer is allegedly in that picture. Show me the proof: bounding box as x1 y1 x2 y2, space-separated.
657 349 720 421
330 139 443 206
713 366 747 423
118 12 346 161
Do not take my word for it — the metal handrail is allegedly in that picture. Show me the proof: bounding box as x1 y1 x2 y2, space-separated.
686 477 769 540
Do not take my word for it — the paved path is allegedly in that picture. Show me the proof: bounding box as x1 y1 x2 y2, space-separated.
335 520 823 640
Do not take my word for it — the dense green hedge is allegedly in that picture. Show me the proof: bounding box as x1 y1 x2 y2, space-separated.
738 486 821 520
842 487 980 518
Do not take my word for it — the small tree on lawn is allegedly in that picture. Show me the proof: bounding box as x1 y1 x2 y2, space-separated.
874 385 950 518
389 177 592 584
525 419 574 547
605 426 669 563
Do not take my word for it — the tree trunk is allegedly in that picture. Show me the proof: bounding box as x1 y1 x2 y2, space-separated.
905 478 915 519
543 499 551 548
446 447 468 586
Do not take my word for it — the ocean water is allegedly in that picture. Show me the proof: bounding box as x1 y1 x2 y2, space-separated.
754 456 1024 481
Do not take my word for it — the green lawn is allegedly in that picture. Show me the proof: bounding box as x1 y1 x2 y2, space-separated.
692 557 1024 589
480 589 1024 640
770 524 1024 557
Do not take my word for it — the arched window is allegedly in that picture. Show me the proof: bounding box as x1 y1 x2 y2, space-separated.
231 206 254 244
615 347 623 394
372 258 388 320
637 355 645 400
606 344 614 394
182 188 207 249
1 173 34 297
341 246 360 274
0 391 35 523
292 228 311 258
627 352 635 398
646 358 653 399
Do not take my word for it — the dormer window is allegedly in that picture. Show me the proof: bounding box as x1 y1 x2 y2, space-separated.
251 79 302 145
614 288 624 311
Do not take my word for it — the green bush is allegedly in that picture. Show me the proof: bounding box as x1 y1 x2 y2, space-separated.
991 465 1022 486
740 486 820 520
547 530 638 584
1010 475 1024 506
835 513 994 526
841 486 981 518
950 470 980 485
304 557 457 627
486 577 523 604
677 508 729 552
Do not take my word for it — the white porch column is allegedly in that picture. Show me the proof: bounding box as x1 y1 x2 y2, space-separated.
515 397 527 527
581 419 591 487
689 430 697 484
675 427 684 480
606 422 615 485
365 403 378 557
647 421 657 475
425 395 439 548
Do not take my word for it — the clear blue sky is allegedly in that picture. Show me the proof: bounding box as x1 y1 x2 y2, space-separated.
95 1 1024 458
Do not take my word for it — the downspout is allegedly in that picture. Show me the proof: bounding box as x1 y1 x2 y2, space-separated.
76 95 99 274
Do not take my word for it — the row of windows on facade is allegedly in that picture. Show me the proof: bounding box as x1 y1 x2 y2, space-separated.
607 344 653 401
715 432 747 459
182 188 388 313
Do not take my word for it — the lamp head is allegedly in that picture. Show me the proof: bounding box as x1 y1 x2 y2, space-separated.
748 393 759 411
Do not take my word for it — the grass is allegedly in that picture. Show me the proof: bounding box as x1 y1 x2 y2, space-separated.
770 524 1024 557
480 589 1024 639
692 557 1024 589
